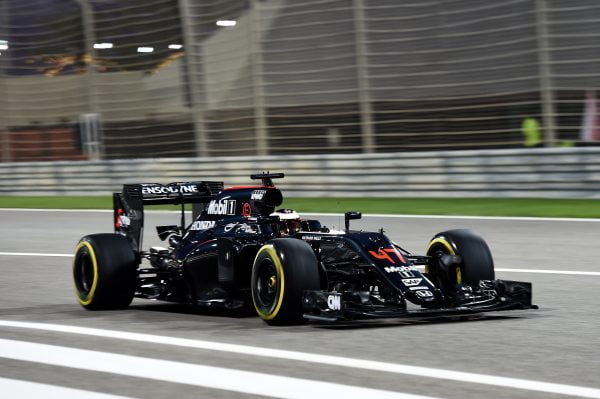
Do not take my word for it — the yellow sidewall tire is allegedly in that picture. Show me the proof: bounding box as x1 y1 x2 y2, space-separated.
73 241 99 306
427 238 456 256
426 229 494 296
251 238 320 325
252 245 285 321
72 234 138 310
426 237 461 284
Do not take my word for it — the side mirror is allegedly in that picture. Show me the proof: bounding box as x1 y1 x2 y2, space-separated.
302 219 322 232
344 211 362 233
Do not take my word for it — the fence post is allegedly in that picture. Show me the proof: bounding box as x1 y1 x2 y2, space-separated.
249 0 269 156
353 0 375 153
179 0 208 157
535 0 557 147
0 1 11 162
74 0 102 160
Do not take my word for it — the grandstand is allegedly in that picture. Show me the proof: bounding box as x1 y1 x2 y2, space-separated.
1 0 599 161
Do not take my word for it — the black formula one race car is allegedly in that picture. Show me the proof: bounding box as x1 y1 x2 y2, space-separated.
73 173 536 325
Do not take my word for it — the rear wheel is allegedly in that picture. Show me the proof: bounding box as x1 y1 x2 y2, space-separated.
251 238 320 325
73 233 138 310
426 229 494 297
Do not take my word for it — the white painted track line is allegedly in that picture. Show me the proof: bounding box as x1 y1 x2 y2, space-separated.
0 208 174 214
0 377 136 399
2 208 600 222
307 212 600 223
496 268 600 276
0 208 115 213
0 251 598 276
0 321 599 398
0 252 73 258
0 338 438 399
413 264 600 277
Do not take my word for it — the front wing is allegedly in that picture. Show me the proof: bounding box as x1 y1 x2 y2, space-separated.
302 279 537 322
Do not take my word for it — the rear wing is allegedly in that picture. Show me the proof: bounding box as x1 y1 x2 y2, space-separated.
113 181 223 251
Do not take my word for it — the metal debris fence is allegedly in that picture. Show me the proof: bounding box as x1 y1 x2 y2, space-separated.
2 1 600 161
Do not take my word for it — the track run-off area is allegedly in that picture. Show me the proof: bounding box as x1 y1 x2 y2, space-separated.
0 209 598 398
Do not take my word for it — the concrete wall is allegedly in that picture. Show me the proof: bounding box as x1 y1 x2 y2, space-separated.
1 147 598 198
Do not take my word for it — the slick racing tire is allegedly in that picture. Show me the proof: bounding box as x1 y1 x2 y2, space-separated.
251 238 320 325
426 229 494 295
73 233 138 310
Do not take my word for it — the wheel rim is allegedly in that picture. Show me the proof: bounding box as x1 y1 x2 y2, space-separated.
74 249 94 295
254 258 279 312
430 245 461 290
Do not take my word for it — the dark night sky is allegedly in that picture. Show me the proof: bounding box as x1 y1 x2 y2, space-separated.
0 0 257 76
1 0 184 75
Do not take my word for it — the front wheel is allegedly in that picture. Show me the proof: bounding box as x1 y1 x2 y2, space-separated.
251 238 320 325
426 229 494 297
73 233 138 310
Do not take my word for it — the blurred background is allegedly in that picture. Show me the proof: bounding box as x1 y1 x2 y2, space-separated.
2 0 600 163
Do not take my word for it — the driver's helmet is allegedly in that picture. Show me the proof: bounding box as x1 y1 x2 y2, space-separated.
270 208 302 236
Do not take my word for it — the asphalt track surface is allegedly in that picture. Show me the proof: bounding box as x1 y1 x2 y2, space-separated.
0 209 599 398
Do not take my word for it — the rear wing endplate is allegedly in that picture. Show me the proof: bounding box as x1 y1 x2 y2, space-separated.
113 181 223 251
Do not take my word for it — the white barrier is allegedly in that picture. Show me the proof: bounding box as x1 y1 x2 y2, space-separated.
1 148 599 198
